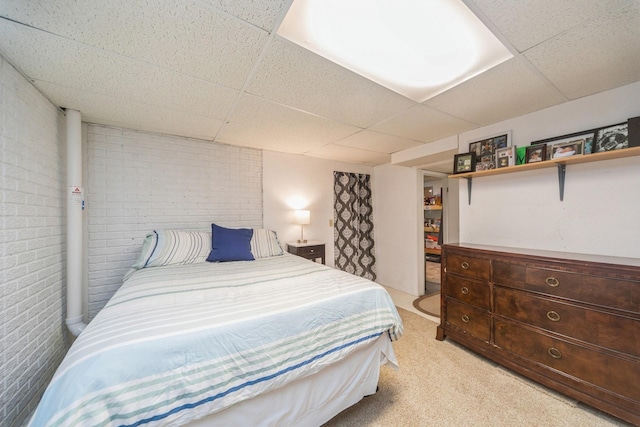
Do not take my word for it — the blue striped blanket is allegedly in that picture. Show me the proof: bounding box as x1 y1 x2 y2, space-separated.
30 254 403 427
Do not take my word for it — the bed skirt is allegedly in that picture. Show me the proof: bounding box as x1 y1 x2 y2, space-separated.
187 334 397 427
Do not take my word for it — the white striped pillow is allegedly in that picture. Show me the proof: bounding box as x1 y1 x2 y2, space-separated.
250 229 284 258
132 230 211 269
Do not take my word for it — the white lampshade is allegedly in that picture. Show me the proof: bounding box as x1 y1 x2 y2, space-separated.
294 209 311 225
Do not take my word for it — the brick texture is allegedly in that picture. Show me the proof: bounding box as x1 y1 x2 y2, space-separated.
0 55 69 427
86 125 263 318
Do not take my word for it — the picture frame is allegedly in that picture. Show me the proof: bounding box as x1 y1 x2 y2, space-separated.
525 145 546 164
453 152 476 174
594 122 628 152
550 139 584 159
467 131 512 168
495 146 516 168
531 129 596 159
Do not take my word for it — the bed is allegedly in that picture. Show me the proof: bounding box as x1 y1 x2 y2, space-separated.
30 227 403 426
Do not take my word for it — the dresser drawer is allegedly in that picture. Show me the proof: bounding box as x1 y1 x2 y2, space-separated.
494 319 640 403
493 261 640 313
444 298 490 342
494 287 640 357
445 252 490 281
445 274 490 311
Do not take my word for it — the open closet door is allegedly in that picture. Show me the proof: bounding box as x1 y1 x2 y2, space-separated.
333 172 376 281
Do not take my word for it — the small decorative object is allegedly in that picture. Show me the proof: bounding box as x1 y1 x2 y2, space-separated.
531 129 596 158
516 146 527 165
628 116 640 147
495 146 516 168
467 131 511 169
595 122 628 152
525 145 546 163
294 209 310 243
453 152 476 174
550 139 584 159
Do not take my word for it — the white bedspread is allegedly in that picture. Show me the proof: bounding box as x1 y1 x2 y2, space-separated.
30 254 403 427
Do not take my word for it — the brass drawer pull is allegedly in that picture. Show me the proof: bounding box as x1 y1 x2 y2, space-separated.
461 261 470 270
461 286 469 295
545 276 559 287
546 311 561 322
547 347 562 359
461 314 470 323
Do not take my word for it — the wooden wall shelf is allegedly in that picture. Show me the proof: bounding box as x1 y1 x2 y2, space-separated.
449 146 640 204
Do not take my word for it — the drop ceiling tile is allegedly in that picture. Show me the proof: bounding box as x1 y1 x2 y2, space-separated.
524 4 640 100
425 58 566 125
334 130 423 154
0 22 239 119
306 144 391 166
246 37 417 128
0 0 267 89
36 81 223 140
469 0 634 52
370 105 478 144
216 122 327 154
200 0 292 31
229 94 361 143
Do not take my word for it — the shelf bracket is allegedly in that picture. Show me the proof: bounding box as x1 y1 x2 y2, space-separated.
465 177 472 205
557 164 566 201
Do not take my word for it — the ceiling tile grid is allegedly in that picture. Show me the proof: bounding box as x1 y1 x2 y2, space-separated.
35 80 225 140
334 130 424 154
523 3 640 100
1 0 640 169
0 22 239 121
0 0 268 89
468 0 635 52
245 37 417 129
425 57 567 125
370 104 479 144
227 93 361 143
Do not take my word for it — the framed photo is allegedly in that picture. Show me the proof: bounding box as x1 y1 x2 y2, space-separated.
531 129 596 159
467 131 512 167
594 122 628 152
496 146 516 168
525 145 546 164
453 152 476 174
475 160 495 171
550 139 584 159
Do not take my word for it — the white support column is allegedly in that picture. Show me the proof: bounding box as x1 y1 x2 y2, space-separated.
65 109 87 336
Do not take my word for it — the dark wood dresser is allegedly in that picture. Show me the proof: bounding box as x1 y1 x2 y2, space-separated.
437 243 640 425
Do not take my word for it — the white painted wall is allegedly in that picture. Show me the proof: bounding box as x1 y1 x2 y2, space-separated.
373 163 423 296
456 81 640 258
85 125 263 317
0 54 69 427
262 150 373 268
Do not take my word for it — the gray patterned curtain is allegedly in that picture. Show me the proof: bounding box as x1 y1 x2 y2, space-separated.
333 172 376 281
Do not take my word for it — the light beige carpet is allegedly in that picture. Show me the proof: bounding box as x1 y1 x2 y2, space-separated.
323 308 627 427
412 293 440 317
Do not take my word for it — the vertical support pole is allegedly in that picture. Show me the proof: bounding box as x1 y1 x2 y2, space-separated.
466 177 472 205
557 164 566 201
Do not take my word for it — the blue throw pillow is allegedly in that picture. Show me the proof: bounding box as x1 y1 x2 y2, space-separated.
207 224 255 262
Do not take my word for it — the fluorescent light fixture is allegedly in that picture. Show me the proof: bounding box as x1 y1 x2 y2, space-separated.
278 0 513 102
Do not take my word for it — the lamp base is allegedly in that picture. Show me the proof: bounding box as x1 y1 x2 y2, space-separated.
297 239 308 244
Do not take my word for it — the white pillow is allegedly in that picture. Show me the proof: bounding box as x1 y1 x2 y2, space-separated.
132 230 211 269
250 229 284 258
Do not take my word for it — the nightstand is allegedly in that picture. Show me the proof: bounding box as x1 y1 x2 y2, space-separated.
287 241 326 265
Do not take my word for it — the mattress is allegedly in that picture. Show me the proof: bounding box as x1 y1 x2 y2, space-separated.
30 253 403 426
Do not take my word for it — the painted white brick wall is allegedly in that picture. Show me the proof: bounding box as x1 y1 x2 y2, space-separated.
0 55 69 427
86 125 263 318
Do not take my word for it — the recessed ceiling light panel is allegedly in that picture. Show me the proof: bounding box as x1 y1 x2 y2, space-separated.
278 0 513 102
